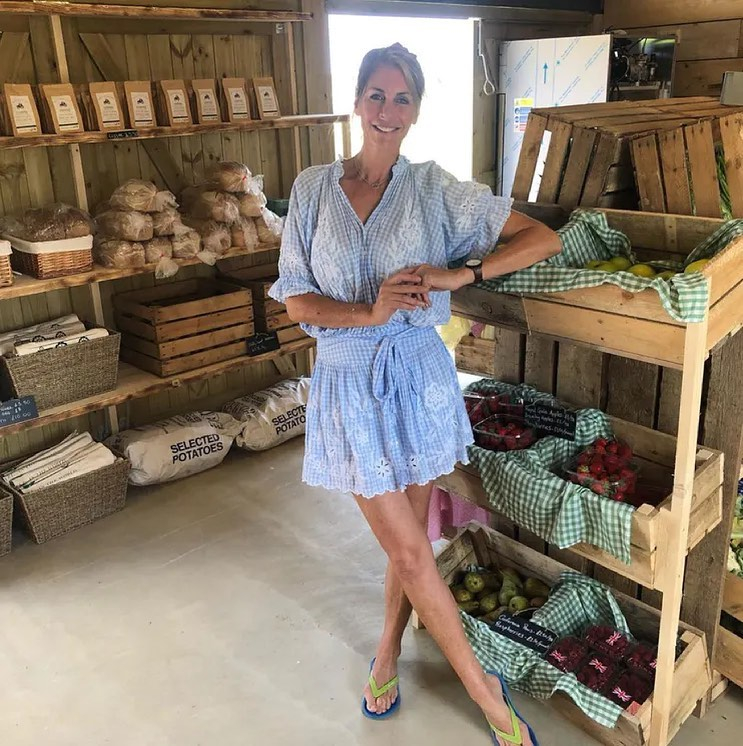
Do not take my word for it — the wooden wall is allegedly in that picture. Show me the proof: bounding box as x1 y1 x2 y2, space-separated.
601 0 743 98
0 2 334 460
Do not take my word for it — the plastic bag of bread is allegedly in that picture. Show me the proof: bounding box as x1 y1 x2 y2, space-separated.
110 179 158 212
171 229 200 259
182 217 231 256
255 209 284 244
238 190 267 218
206 161 252 194
151 190 178 212
94 238 145 268
144 237 179 279
96 210 153 242
0 204 95 241
231 216 259 251
180 186 239 224
152 208 182 237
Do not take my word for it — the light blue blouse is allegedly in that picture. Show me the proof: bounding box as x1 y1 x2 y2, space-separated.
268 156 513 337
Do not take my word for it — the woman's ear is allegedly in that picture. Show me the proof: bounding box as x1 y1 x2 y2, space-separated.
353 97 360 116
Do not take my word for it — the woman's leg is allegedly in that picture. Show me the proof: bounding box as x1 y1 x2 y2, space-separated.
363 481 433 714
355 488 533 746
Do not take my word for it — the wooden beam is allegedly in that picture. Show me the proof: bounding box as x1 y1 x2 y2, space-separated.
604 1 743 28
0 2 312 22
0 30 30 82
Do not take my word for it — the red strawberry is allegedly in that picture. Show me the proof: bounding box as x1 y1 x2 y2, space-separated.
589 460 604 476
595 438 609 448
505 436 518 450
591 482 606 495
606 441 619 454
577 453 591 466
618 443 632 461
604 455 621 473
613 491 626 502
619 467 635 480
593 444 606 455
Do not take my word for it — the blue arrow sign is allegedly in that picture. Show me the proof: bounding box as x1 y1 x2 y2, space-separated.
543 63 549 84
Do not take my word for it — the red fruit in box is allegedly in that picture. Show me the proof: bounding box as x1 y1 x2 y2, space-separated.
619 467 635 480
585 626 631 660
604 455 621 473
547 637 587 673
609 672 652 709
576 465 590 475
589 460 604 476
577 653 615 693
505 436 518 450
627 643 658 678
577 453 591 466
591 482 606 495
595 438 608 448
618 443 633 461
606 441 619 455
613 491 626 503
594 444 606 455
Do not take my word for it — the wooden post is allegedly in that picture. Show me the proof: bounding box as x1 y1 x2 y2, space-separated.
649 317 709 746
341 119 352 159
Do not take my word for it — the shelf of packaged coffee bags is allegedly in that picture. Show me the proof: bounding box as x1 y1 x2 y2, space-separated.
0 242 280 302
0 114 349 151
0 336 314 438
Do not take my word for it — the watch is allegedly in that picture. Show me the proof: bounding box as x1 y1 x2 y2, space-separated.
464 258 483 283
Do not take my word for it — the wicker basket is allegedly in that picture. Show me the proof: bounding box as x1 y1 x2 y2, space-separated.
6 455 129 544
0 240 12 288
0 329 121 411
11 246 93 279
0 488 12 557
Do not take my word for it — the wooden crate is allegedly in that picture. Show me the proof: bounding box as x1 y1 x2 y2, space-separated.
716 573 743 688
512 97 743 211
437 417 723 592
428 523 711 746
452 204 743 370
113 279 254 377
631 111 743 217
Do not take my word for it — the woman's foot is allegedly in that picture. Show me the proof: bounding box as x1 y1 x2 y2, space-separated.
480 674 534 746
363 653 399 715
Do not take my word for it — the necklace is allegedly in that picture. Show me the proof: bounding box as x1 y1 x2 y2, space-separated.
351 156 390 190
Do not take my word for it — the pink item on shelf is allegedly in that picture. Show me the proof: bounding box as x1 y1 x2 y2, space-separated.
427 486 491 542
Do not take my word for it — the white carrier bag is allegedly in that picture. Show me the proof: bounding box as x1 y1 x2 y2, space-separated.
223 378 310 451
105 411 242 486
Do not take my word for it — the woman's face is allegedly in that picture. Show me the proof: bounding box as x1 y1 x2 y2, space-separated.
355 64 418 150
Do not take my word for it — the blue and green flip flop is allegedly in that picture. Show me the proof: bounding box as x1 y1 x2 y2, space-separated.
361 658 401 720
487 672 539 746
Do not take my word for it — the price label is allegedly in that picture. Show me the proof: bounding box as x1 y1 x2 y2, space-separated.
524 402 577 440
246 331 280 357
490 613 557 656
0 396 38 428
107 129 139 140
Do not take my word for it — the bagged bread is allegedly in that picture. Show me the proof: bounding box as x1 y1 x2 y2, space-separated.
230 216 259 251
152 207 181 236
94 238 145 268
238 191 267 218
105 411 243 486
206 161 251 193
180 186 239 224
255 209 283 243
144 236 173 263
223 379 310 451
171 229 200 259
182 217 231 256
96 210 153 242
151 189 178 212
0 204 94 242
109 179 158 212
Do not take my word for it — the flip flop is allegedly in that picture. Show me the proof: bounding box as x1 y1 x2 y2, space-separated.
361 657 401 720
486 672 540 746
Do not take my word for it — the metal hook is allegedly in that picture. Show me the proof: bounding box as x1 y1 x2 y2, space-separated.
477 20 496 96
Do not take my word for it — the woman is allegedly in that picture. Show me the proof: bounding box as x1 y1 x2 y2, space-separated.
269 43 560 746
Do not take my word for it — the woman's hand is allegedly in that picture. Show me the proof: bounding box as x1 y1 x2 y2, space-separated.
370 270 431 326
411 264 471 292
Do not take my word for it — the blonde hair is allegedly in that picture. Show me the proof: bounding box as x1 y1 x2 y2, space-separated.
355 43 425 109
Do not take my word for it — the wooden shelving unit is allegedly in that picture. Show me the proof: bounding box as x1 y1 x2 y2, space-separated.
440 203 743 746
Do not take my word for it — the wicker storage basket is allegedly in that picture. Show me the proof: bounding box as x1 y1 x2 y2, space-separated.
0 240 12 288
0 328 121 411
7 235 93 280
0 488 12 557
4 455 129 544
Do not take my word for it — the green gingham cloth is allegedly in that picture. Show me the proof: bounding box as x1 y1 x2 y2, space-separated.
462 572 630 727
477 210 743 324
465 381 636 563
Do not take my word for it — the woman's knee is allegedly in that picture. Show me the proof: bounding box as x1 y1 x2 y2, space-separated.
387 539 432 581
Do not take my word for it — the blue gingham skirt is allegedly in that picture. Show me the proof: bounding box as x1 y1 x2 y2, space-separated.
302 325 473 497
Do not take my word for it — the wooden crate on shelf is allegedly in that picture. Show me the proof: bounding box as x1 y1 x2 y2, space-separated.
512 97 743 211
113 279 254 377
425 522 711 746
437 416 723 592
716 573 743 688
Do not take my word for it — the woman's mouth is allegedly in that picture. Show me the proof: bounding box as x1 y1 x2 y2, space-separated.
372 124 399 133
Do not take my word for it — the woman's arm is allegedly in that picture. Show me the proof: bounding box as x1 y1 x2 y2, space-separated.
285 270 430 328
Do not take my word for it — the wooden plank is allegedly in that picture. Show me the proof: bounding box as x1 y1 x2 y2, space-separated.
605 358 660 429
0 2 312 22
622 20 742 62
723 573 743 623
684 120 722 218
631 135 666 213
715 627 743 689
557 127 596 209
604 1 743 28
510 114 547 200
657 128 692 216
707 278 743 352
536 119 572 204
580 133 619 207
454 335 496 377
122 340 246 377
523 336 556 395
719 113 743 219
276 325 307 344
675 58 743 97
123 322 254 359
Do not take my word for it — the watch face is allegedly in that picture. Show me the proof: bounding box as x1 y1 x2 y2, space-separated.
466 259 481 268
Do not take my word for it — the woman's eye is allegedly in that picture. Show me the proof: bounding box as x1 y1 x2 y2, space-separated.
395 97 411 105
370 93 383 101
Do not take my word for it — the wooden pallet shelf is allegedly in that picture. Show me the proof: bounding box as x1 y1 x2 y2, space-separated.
716 573 743 688
0 336 314 438
452 205 743 368
0 114 349 152
0 243 279 302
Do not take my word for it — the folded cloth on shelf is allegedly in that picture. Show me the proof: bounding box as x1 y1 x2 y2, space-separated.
0 314 82 355
14 327 108 356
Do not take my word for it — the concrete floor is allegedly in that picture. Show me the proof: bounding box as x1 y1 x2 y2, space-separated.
0 438 741 746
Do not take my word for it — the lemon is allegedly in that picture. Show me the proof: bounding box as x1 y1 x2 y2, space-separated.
595 261 619 272
585 259 605 270
684 259 710 274
627 264 656 278
658 270 676 281
608 256 632 271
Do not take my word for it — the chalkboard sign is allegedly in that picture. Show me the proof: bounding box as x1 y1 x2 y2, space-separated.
0 396 38 428
107 129 138 140
247 331 280 357
490 613 557 656
525 402 577 440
